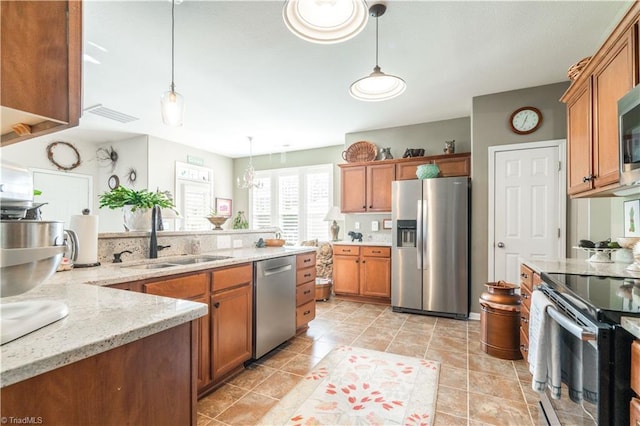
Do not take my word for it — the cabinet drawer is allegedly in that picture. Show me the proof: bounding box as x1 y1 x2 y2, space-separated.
520 285 532 311
333 245 360 256
296 280 315 306
532 272 542 289
296 252 316 269
519 326 529 363
297 266 315 285
520 265 534 292
212 263 253 292
520 303 530 339
144 272 208 299
362 246 390 257
296 300 316 328
632 341 640 395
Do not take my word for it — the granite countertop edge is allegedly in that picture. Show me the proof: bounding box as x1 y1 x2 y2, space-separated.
1 246 315 387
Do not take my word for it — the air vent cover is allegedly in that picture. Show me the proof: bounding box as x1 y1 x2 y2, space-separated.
84 104 138 123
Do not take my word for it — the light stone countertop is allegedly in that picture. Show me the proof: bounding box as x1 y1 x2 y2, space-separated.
331 241 392 247
621 317 640 339
1 246 315 387
521 258 640 278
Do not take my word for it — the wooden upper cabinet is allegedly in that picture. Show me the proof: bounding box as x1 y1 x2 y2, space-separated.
366 163 395 212
566 83 594 195
341 166 367 213
1 1 82 146
592 29 635 188
561 3 639 197
395 153 471 180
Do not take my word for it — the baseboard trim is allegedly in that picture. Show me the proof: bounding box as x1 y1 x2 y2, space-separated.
468 312 480 321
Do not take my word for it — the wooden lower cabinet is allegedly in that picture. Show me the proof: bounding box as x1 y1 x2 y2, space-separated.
211 264 253 382
519 264 541 365
296 252 317 331
1 323 197 426
143 272 211 390
333 245 391 302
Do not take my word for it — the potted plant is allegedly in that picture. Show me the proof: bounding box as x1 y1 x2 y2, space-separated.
98 186 176 231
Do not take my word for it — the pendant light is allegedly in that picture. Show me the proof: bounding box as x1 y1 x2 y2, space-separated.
283 0 369 44
349 3 406 102
160 0 184 126
237 137 263 190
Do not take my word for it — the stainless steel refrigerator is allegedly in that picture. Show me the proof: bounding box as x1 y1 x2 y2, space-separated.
391 177 470 319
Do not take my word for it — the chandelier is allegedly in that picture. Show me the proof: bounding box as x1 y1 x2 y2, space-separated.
237 137 263 190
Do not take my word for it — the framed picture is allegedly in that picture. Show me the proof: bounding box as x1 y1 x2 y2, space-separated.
215 198 232 217
382 219 392 230
624 199 640 237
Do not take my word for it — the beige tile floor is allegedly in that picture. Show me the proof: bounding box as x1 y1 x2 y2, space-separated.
197 298 539 426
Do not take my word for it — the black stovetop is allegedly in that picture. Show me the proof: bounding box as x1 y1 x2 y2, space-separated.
541 272 640 324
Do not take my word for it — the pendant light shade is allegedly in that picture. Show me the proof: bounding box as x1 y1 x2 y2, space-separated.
283 0 369 44
161 0 184 126
237 137 263 190
349 3 406 102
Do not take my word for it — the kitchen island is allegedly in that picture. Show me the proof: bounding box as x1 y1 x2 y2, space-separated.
1 246 314 425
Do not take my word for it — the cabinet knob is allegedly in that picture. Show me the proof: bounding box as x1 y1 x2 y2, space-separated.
214 302 220 308
521 317 529 324
582 174 596 183
362 260 366 263
362 205 366 209
304 290 311 295
520 345 528 352
303 310 311 315
304 273 311 278
520 273 528 279
369 205 372 208
521 293 529 300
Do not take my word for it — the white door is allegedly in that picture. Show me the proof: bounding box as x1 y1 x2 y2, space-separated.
488 140 566 284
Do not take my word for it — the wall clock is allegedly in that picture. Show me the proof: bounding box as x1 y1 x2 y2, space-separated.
509 106 542 135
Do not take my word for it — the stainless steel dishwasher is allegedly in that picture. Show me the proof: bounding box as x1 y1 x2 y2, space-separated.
253 255 296 359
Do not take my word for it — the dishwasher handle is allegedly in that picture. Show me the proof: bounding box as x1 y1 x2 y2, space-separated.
262 264 293 277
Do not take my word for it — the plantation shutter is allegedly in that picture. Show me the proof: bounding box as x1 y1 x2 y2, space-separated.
251 177 272 230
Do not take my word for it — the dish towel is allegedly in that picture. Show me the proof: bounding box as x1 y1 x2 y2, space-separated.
528 290 562 398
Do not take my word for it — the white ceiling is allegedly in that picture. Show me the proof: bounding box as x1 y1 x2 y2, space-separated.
75 0 632 158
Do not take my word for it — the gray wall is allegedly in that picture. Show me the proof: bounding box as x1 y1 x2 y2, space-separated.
470 82 570 311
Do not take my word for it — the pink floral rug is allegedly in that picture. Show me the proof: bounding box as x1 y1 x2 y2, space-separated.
259 346 440 426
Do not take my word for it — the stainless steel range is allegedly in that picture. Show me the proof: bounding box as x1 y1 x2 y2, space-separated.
538 272 640 425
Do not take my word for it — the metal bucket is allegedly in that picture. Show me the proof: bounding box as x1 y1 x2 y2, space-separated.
479 281 522 360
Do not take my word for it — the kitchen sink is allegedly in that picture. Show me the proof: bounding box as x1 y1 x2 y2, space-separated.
122 263 177 270
167 255 232 265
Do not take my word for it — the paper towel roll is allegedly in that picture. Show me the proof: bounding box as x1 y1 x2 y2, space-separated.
69 214 99 266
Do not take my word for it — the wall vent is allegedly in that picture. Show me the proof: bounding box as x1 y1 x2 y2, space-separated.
84 104 138 123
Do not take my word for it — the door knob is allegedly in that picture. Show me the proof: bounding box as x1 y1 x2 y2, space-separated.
497 242 505 248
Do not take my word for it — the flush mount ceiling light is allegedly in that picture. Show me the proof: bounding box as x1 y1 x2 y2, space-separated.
237 137 264 190
283 0 369 44
160 0 184 126
349 3 406 102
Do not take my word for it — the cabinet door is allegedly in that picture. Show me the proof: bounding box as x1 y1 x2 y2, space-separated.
333 255 360 295
434 155 471 177
566 82 594 195
395 159 432 180
360 256 391 297
341 166 367 213
367 163 395 212
1 0 81 144
211 284 253 381
193 295 211 390
592 30 635 188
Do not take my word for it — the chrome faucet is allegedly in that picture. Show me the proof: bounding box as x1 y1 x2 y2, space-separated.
150 206 158 258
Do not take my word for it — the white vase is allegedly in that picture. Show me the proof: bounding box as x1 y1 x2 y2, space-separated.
123 206 152 231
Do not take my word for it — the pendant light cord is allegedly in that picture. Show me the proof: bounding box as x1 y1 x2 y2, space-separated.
170 0 176 92
375 13 379 68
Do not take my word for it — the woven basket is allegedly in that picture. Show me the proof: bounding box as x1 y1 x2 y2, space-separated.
567 56 591 81
342 141 377 163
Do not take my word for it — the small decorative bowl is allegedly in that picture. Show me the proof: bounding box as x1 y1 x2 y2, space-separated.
265 239 286 247
416 164 440 179
207 216 228 230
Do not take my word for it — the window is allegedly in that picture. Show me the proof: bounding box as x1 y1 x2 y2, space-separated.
250 164 333 242
175 162 213 231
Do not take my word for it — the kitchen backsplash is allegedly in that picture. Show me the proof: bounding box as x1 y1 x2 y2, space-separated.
96 228 278 264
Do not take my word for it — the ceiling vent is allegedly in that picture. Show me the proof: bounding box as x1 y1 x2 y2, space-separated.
84 104 139 123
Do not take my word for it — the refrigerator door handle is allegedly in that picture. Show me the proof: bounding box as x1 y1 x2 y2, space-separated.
416 200 422 270
422 199 428 271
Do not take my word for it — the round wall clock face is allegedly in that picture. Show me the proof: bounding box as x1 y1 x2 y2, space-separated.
509 106 542 135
